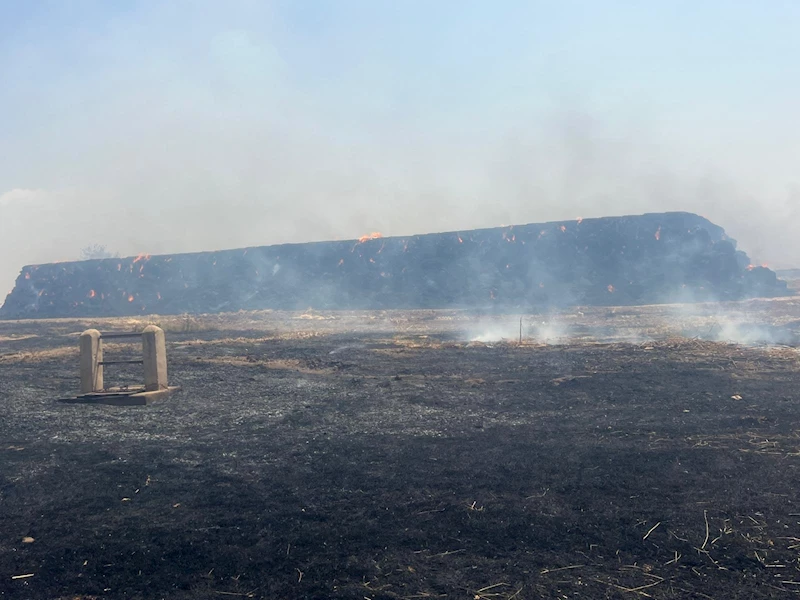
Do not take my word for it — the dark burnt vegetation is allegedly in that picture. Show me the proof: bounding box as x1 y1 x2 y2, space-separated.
2 310 800 598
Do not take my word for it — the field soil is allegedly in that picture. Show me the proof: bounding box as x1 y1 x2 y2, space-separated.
2 300 800 599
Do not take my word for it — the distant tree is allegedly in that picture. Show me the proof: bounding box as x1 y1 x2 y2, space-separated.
80 244 119 260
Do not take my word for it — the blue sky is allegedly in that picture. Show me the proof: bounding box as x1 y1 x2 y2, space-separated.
1 1 799 292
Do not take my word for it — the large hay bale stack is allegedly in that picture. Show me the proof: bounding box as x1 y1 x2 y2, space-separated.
0 212 788 319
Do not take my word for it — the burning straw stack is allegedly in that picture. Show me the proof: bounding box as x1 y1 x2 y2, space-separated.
0 212 788 319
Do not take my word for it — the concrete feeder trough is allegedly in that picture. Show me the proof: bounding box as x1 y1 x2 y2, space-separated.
60 325 181 405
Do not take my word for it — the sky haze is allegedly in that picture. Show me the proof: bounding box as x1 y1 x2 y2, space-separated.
2 1 799 294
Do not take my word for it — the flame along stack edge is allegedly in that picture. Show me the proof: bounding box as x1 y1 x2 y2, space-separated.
0 212 789 319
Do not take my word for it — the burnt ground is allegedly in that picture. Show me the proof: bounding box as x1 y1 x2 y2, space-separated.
2 303 800 599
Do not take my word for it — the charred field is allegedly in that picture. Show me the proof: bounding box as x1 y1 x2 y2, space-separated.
2 299 800 599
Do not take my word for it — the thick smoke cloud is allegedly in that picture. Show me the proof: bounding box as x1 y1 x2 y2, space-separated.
1 1 799 297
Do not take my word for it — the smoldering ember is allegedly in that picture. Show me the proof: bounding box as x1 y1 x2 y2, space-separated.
0 211 788 320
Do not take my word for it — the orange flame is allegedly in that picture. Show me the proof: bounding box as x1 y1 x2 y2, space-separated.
576 217 583 224
132 253 151 264
457 235 463 243
654 226 661 241
358 232 383 243
746 264 755 271
127 294 135 302
24 272 31 280
88 289 96 298
560 225 566 233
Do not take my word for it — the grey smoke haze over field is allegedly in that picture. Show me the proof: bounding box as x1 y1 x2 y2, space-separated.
1 1 799 296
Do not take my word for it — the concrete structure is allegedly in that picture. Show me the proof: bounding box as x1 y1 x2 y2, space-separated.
142 325 168 391
66 326 179 405
79 329 103 394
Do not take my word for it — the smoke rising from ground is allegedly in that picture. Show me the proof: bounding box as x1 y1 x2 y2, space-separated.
1 2 799 296
465 303 800 348
468 317 570 344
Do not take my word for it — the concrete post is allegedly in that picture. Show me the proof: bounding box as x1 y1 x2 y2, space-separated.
142 325 168 391
79 329 103 393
